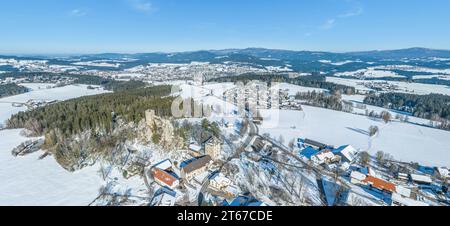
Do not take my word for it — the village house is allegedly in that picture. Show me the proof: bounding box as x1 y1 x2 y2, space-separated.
298 138 329 150
228 195 268 206
350 171 367 184
209 173 239 197
333 145 358 163
203 136 222 160
150 159 180 189
299 146 319 160
410 174 433 185
363 175 397 193
150 187 177 206
350 171 396 193
209 174 231 190
437 167 450 179
180 155 213 181
311 150 337 165
188 142 204 157
397 172 409 181
391 193 429 206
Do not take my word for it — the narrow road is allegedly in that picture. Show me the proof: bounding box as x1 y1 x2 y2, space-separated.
198 114 258 203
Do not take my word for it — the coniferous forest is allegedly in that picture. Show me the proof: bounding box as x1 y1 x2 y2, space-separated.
6 85 175 170
364 92 450 129
0 83 29 98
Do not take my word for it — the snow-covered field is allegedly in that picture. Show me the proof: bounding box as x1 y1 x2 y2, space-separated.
375 65 450 75
271 83 327 95
0 84 110 205
0 129 104 206
341 94 431 126
0 83 109 124
259 106 450 167
318 60 361 66
73 61 120 68
335 68 405 79
327 77 450 95
413 74 450 80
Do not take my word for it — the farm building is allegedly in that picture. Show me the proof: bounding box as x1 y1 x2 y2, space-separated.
150 187 177 206
363 175 396 193
150 159 180 189
180 155 213 180
299 146 319 160
311 150 336 165
333 145 358 163
437 167 450 179
351 171 396 193
410 174 433 185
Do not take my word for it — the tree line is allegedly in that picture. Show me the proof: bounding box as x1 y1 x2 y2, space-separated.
364 92 450 129
294 91 343 111
0 83 29 98
0 72 147 92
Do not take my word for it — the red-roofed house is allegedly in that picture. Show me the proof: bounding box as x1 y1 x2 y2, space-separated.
363 175 396 193
150 159 180 189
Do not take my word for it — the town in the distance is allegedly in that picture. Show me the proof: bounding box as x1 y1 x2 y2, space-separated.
1 47 450 206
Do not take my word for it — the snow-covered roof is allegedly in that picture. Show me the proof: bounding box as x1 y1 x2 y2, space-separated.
392 193 429 206
410 174 433 184
395 185 412 198
188 144 202 152
351 171 367 181
340 162 350 171
151 188 176 206
211 174 232 185
333 145 358 162
153 159 173 171
313 150 335 162
437 167 450 178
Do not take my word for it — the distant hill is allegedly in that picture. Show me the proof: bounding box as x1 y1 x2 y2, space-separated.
346 47 450 59
72 47 450 63
3 47 450 62
2 47 450 74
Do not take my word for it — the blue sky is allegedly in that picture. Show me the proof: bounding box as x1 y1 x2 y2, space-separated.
1 0 449 54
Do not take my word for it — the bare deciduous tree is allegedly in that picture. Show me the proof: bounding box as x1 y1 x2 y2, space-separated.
369 125 379 137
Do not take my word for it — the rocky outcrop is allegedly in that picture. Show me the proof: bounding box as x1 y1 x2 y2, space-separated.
137 110 184 151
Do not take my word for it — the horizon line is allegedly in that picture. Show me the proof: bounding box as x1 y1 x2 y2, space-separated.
1 46 449 57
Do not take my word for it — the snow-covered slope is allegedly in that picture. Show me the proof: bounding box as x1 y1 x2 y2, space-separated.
0 129 104 206
327 77 450 95
0 83 109 205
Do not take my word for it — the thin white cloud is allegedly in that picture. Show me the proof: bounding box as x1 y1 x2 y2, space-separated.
317 1 363 31
338 5 363 18
68 9 87 17
128 0 155 13
320 19 336 30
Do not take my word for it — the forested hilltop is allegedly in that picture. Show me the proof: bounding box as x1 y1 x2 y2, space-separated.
0 83 29 98
6 85 178 170
0 72 147 92
364 92 450 129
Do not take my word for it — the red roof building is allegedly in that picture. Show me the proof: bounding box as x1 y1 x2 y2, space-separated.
150 159 180 189
363 175 396 193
